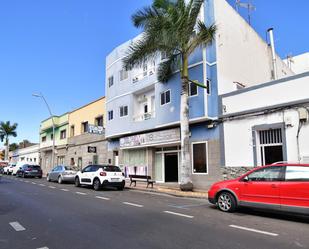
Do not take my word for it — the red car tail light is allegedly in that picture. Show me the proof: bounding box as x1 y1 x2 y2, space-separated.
100 172 107 176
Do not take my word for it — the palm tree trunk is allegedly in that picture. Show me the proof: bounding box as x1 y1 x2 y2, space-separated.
179 55 193 191
5 137 9 161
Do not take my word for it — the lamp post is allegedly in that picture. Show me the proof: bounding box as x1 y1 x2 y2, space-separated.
32 93 55 171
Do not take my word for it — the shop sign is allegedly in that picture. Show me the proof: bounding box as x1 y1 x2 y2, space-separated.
88 146 97 153
120 128 180 148
88 124 104 135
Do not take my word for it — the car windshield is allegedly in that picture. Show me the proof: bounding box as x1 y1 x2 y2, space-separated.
64 166 74 171
30 165 41 169
99 165 121 172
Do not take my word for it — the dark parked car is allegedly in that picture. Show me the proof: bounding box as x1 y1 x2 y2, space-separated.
16 164 43 178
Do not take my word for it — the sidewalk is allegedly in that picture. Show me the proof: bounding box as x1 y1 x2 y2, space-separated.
125 180 208 199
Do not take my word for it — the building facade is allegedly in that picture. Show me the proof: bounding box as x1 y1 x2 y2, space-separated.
66 97 109 170
105 0 293 189
221 72 309 178
39 113 69 174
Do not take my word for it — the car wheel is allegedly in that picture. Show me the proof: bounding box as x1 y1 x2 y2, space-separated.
47 175 51 182
22 173 26 178
58 176 63 184
217 192 237 212
75 177 81 187
93 178 101 191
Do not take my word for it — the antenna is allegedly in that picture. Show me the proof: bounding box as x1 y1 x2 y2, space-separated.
236 0 256 25
286 53 294 69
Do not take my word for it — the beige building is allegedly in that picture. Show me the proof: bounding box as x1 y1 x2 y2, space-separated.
66 97 110 170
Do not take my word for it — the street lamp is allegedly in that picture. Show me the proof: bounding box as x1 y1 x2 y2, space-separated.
32 93 55 171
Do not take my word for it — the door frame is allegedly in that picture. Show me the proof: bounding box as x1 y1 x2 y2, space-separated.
252 123 287 166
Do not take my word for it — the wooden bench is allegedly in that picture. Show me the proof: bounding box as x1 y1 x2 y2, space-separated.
129 175 155 188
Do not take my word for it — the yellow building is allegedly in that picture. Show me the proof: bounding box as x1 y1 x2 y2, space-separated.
67 97 110 169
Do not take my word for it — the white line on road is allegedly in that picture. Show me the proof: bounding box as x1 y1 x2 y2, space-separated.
31 182 37 185
39 184 45 186
25 180 29 183
37 247 49 249
75 192 87 195
60 188 69 192
123 202 143 208
48 186 56 189
229 225 278 237
163 211 194 219
95 196 110 200
9 222 26 232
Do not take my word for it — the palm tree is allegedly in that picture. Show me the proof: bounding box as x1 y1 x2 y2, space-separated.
123 0 216 191
0 121 18 161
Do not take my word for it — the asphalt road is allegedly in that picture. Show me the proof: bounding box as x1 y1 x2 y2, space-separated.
1 175 309 249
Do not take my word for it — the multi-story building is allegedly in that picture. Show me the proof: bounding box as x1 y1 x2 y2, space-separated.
105 0 293 189
66 97 109 170
39 113 69 174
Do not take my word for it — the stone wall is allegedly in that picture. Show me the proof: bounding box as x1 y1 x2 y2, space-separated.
220 166 253 180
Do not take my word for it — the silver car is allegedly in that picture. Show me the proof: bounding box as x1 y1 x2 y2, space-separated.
47 165 77 184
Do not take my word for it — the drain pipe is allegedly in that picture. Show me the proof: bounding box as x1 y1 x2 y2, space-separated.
268 28 278 80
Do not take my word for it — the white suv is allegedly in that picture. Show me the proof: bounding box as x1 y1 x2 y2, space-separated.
75 165 125 191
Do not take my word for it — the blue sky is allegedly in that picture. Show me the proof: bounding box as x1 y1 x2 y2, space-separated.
0 0 308 146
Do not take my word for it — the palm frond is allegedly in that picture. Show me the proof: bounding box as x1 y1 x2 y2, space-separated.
157 53 181 82
187 21 216 54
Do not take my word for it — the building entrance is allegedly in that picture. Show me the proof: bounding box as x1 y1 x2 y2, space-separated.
164 153 178 182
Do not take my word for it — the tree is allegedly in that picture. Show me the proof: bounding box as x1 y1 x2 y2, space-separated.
0 121 18 160
123 0 216 191
9 143 19 152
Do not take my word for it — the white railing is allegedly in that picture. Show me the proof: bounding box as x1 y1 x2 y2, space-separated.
133 111 156 122
132 67 156 83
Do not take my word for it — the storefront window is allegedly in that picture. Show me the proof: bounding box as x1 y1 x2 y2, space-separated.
192 142 208 174
123 149 147 176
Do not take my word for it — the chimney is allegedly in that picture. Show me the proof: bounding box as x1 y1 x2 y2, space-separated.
267 28 277 80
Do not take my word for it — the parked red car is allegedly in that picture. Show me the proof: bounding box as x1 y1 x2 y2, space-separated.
208 164 309 214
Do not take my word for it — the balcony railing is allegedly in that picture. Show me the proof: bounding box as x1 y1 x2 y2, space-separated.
133 111 156 122
132 67 156 83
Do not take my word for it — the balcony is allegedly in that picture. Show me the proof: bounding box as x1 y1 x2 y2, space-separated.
132 67 156 84
133 111 156 122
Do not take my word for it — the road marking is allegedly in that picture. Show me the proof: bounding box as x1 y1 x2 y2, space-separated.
229 225 278 237
163 211 194 219
37 247 49 249
75 192 87 195
25 180 29 183
95 196 110 200
123 202 143 208
39 184 45 186
48 186 56 189
31 182 37 185
60 188 69 192
9 222 26 232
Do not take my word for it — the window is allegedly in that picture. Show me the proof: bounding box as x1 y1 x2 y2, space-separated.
108 76 114 87
60 129 66 139
119 106 128 117
206 79 211 95
95 116 103 127
247 166 283 182
285 166 309 182
108 110 113 121
119 69 128 81
42 136 46 142
189 82 198 96
70 125 75 137
160 90 171 105
143 64 148 76
81 121 88 133
192 142 208 174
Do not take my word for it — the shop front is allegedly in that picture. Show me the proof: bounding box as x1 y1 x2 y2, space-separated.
120 128 181 183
